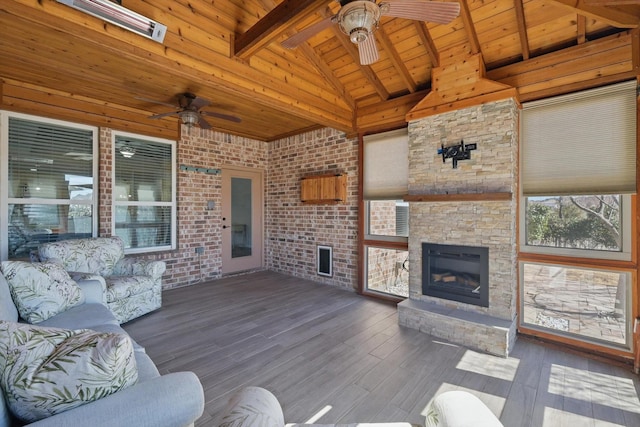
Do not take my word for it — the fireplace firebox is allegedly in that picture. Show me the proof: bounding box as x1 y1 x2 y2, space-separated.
422 243 489 307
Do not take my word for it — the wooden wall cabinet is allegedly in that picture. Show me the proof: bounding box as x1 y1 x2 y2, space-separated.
301 174 347 204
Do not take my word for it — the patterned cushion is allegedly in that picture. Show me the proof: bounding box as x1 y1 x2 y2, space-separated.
0 261 83 324
0 321 138 423
217 386 285 427
425 391 504 427
38 237 125 277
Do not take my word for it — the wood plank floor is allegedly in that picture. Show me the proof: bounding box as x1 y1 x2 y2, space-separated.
123 271 640 427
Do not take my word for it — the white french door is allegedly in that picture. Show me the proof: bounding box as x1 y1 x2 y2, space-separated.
220 167 263 274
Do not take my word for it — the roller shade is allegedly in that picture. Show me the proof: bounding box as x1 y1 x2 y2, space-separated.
363 128 409 199
521 80 637 196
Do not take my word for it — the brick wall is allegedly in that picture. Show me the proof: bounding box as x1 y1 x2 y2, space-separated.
98 127 267 289
97 126 357 290
266 128 359 290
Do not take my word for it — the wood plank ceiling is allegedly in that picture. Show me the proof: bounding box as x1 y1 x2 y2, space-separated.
0 0 638 141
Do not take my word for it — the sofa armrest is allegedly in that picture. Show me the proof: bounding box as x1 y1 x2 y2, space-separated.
76 278 107 305
114 258 167 281
27 372 204 427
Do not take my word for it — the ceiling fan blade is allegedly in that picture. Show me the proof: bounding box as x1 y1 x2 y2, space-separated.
148 111 180 119
358 35 379 65
201 111 242 123
189 96 212 110
381 0 460 25
136 96 178 109
198 116 212 129
281 15 336 49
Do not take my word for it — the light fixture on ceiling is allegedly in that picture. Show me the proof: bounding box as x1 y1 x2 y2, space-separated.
119 144 135 158
180 110 200 128
338 0 381 44
56 0 167 43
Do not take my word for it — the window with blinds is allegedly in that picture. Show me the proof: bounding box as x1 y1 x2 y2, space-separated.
112 132 176 253
363 128 408 200
2 113 97 260
521 80 636 196
519 81 636 260
362 129 410 298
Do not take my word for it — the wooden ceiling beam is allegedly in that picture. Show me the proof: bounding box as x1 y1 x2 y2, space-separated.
332 27 390 101
550 0 639 28
256 0 354 110
514 0 531 60
413 22 440 68
577 15 588 44
233 0 327 59
376 27 417 93
460 0 482 55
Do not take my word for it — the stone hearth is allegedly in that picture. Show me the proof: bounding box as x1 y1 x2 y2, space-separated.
398 98 519 357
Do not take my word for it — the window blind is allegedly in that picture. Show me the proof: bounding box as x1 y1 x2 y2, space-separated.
363 128 409 199
8 117 94 200
114 136 172 202
521 80 637 196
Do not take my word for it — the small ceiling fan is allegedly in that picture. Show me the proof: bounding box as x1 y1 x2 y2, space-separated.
282 0 460 65
139 93 241 129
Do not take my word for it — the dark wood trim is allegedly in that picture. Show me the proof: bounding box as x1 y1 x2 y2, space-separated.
233 0 326 58
519 252 637 271
360 290 404 304
357 133 365 295
404 192 512 202
363 239 409 250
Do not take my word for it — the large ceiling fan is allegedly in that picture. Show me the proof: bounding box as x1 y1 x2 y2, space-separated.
282 0 460 65
140 93 241 129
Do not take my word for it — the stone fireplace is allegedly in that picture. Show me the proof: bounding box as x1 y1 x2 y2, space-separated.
397 98 519 357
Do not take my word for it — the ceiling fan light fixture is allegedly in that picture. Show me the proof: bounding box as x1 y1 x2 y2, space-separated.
180 110 200 127
338 0 380 44
119 144 135 158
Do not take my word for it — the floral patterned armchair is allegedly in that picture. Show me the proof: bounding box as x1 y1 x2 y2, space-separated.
37 236 165 324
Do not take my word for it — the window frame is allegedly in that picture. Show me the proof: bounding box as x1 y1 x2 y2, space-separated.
517 82 638 359
364 199 410 243
0 111 98 260
519 194 632 262
519 260 633 352
111 130 176 254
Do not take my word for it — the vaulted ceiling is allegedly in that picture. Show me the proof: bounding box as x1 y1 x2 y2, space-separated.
0 0 638 141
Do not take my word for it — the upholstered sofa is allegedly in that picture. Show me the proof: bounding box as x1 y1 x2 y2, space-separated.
0 263 204 427
215 387 504 427
37 236 165 324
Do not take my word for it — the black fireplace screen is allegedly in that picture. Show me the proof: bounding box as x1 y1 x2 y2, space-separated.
422 243 489 307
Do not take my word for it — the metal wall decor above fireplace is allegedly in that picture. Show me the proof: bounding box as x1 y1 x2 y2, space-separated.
422 243 489 307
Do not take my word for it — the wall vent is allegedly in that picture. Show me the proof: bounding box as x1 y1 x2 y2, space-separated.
317 245 333 277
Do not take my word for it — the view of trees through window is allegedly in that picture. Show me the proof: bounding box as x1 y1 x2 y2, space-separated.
525 195 621 252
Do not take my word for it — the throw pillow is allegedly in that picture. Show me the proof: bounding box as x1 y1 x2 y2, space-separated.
0 321 138 422
0 261 83 323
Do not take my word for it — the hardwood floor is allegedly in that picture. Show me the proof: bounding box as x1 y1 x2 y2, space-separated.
123 271 640 427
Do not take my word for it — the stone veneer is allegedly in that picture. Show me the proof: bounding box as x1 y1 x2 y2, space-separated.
397 99 519 357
